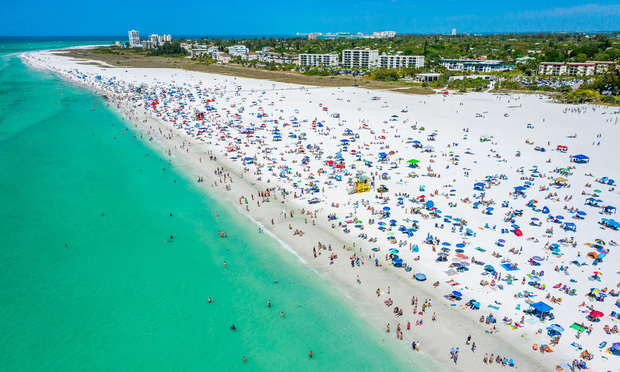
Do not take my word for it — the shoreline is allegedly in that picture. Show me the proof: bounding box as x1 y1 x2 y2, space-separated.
21 47 618 371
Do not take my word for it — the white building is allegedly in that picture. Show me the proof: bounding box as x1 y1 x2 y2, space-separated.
227 45 249 57
439 59 505 73
379 55 425 69
342 49 379 69
538 62 566 75
128 30 140 47
538 61 615 76
299 53 339 67
452 29 456 36
373 31 396 38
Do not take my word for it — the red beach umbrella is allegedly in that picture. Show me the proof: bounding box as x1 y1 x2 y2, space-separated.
590 310 604 318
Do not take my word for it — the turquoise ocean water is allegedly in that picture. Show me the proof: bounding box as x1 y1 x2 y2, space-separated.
0 39 419 370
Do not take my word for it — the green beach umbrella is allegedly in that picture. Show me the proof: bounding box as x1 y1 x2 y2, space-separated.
593 189 601 193
407 159 420 164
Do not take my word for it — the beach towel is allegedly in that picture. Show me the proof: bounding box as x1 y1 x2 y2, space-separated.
488 304 500 310
570 323 587 332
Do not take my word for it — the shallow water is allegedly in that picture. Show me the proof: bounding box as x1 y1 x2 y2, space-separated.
0 39 423 370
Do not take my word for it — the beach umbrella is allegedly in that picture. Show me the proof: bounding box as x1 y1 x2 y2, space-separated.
455 249 464 253
389 248 399 254
577 211 587 216
511 224 520 229
456 243 466 248
530 276 541 282
556 215 564 220
590 310 604 318
593 189 602 194
442 242 451 246
383 207 391 211
452 291 462 298
415 273 427 281
484 265 495 272
532 256 544 261
407 159 420 164
486 207 494 211
531 217 539 221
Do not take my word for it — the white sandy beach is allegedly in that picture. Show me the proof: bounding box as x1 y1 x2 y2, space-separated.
21 47 620 371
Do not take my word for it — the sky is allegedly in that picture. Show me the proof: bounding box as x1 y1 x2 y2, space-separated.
1 0 619 36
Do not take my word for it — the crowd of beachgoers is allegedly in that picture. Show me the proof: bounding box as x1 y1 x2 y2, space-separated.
22 47 620 371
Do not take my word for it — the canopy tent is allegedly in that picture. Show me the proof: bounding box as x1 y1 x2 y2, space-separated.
530 301 554 318
562 222 577 232
570 154 590 164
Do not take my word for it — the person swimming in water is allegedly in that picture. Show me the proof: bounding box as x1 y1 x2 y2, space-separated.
208 297 213 303
230 325 236 330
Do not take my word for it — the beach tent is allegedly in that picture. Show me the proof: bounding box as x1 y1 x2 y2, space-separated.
610 342 620 356
530 301 554 318
570 154 590 164
562 222 577 232
484 265 495 273
604 206 617 214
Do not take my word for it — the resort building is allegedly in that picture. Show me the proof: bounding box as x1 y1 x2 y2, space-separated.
538 62 567 75
227 45 249 57
379 55 425 69
298 53 339 67
128 30 140 47
537 61 616 76
342 49 379 69
439 59 505 72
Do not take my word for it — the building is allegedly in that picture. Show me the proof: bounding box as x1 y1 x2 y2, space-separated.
227 45 249 57
128 30 140 47
415 73 440 82
538 62 567 75
566 63 596 76
307 33 318 40
142 40 155 49
299 53 339 67
342 49 379 69
373 31 397 38
452 29 456 36
537 61 615 76
439 59 505 73
516 56 537 64
379 55 425 69
216 53 231 63
190 46 219 59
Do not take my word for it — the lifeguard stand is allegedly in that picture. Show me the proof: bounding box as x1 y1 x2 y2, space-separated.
348 176 370 194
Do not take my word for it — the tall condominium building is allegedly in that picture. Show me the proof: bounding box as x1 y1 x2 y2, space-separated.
298 53 339 67
379 55 425 69
128 30 140 47
342 49 379 69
